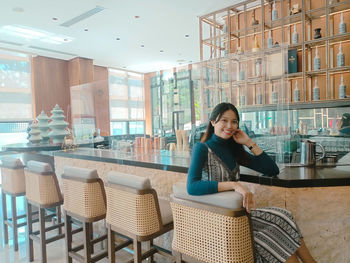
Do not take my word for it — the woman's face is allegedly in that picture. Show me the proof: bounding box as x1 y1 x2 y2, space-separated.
211 110 239 139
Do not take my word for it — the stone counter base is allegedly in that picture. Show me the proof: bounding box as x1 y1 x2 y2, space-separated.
241 181 350 263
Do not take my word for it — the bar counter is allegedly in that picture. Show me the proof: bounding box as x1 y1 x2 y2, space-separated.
51 147 350 263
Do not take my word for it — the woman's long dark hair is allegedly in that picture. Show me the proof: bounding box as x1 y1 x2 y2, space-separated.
201 102 250 166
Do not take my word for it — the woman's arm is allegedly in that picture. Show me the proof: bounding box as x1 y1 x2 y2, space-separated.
187 143 218 195
218 181 256 213
233 130 279 176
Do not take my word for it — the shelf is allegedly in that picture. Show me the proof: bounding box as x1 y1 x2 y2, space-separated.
329 32 350 44
305 7 326 20
286 72 303 79
240 98 350 112
288 43 303 50
306 69 327 76
329 66 350 74
265 13 302 30
329 0 350 15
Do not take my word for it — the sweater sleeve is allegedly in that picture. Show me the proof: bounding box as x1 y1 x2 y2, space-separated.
245 151 279 176
187 143 219 195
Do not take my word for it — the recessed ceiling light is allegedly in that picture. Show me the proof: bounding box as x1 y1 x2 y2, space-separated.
189 60 193 63
160 50 164 53
52 17 58 21
185 34 190 38
12 7 24 13
116 37 120 40
84 28 88 31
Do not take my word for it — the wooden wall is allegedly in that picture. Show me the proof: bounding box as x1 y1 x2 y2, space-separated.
144 72 155 135
31 56 70 122
31 56 110 134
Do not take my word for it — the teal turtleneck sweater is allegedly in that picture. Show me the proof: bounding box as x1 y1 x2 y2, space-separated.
187 134 279 195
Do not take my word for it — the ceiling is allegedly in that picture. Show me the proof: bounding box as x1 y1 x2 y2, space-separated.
0 0 239 73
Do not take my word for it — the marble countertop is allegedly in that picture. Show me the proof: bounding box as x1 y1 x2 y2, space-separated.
52 147 350 188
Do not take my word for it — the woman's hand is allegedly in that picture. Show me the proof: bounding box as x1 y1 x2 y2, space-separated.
232 129 251 145
234 182 256 213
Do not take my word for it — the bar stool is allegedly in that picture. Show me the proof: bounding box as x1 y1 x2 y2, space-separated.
1 156 25 251
25 160 64 263
62 166 111 263
105 171 174 263
170 182 254 263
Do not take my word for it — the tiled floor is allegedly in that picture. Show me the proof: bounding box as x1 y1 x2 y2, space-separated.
0 189 141 263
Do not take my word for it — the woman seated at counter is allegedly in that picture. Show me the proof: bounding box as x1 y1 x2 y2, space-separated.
187 102 316 263
338 113 350 135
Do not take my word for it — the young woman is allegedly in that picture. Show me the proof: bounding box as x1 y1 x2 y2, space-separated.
187 102 316 263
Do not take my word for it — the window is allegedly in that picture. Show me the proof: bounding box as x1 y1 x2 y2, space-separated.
0 49 33 149
109 69 145 135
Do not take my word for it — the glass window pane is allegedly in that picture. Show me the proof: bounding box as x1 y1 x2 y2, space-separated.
129 121 144 134
110 121 127 135
110 107 128 119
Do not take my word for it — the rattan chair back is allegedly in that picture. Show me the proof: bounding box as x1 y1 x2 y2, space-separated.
170 183 254 263
62 167 106 221
105 183 162 237
24 161 62 207
1 157 25 194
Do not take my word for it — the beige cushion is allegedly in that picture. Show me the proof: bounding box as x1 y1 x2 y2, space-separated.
107 171 151 190
63 166 98 180
173 182 243 210
158 198 173 225
1 157 23 168
27 160 52 174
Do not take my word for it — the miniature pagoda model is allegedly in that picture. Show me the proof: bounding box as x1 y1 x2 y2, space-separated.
48 104 70 144
37 111 50 143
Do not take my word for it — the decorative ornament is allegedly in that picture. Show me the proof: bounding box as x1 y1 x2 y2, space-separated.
37 111 50 143
28 121 42 144
48 104 70 144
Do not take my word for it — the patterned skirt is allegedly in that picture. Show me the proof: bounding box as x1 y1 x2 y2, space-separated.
250 207 302 263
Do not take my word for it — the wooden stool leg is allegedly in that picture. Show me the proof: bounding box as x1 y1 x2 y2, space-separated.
148 240 154 263
11 195 18 251
133 239 142 263
89 222 94 254
64 213 72 263
39 208 47 263
83 222 92 263
107 226 115 263
26 202 34 262
2 192 8 245
57 206 62 235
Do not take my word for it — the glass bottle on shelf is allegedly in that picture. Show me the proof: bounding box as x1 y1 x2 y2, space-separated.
272 1 278 21
268 30 273 48
292 24 298 44
337 43 345 67
313 77 320 101
271 83 278 104
293 81 300 102
339 74 347 99
257 87 263 104
239 63 245 80
339 12 347 34
255 58 262 77
314 46 321 70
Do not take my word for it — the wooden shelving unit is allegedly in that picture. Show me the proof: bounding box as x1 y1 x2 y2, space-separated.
199 0 350 119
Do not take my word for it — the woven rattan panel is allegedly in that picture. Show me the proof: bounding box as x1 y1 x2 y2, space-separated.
1 167 25 194
106 187 160 236
171 202 254 263
63 179 106 219
25 171 60 205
